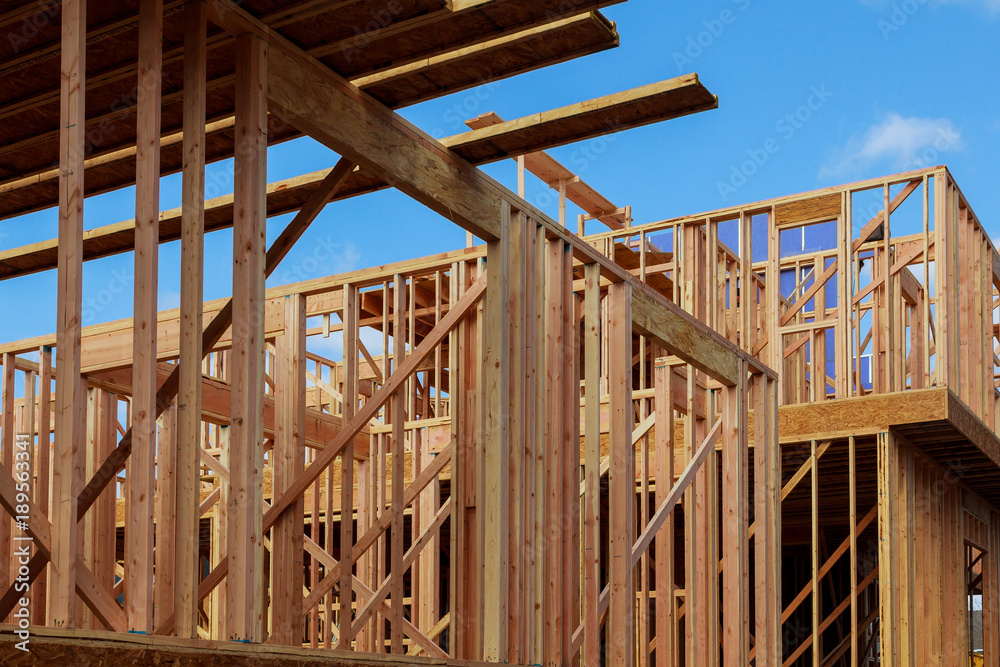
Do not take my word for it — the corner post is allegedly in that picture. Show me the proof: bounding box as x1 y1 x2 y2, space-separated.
482 203 511 661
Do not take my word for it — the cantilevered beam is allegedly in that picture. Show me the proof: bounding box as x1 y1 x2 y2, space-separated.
0 3 619 222
465 111 631 230
0 76 716 280
206 0 707 244
208 0 759 393
447 75 717 163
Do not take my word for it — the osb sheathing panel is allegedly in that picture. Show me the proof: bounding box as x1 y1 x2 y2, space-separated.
774 192 842 227
946 389 1000 467
777 387 949 442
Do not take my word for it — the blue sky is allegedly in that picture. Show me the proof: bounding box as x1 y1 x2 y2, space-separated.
1 0 998 349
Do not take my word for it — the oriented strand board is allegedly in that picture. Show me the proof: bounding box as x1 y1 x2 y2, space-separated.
777 387 949 442
774 193 842 227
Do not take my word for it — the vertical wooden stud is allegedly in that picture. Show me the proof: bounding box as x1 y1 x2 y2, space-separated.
608 281 634 667
51 0 88 629
272 294 305 645
228 30 267 643
174 0 206 638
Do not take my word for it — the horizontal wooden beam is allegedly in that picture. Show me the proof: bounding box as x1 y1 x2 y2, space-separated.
445 74 716 164
0 626 473 665
0 75 713 281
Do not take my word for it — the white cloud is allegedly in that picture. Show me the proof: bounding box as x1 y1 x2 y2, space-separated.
819 113 962 179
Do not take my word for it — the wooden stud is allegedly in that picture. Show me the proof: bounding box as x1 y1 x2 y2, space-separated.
272 294 305 645
722 362 748 664
653 360 676 667
754 373 781 666
124 0 162 634
811 439 820 666
391 276 407 654
33 346 52 626
227 30 268 644
542 239 566 665
583 264 602 666
174 0 207 639
50 0 88 629
153 406 176 630
481 205 511 660
1 354 14 599
338 283 358 651
608 281 634 667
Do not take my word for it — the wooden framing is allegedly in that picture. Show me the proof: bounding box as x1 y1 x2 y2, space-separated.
174 0 207 640
272 293 306 645
607 282 634 666
227 29 268 644
49 0 88 630
1 2 997 666
124 0 162 634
